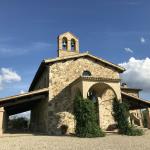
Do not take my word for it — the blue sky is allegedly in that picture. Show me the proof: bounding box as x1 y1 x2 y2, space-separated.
0 0 150 100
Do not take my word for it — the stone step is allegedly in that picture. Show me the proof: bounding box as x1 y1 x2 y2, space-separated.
105 130 118 135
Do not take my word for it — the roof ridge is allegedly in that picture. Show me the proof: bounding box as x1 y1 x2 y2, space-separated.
44 52 88 63
29 52 125 91
0 88 49 101
58 31 79 39
44 52 125 72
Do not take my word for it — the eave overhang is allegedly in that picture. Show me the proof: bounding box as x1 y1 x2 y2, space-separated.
122 92 150 110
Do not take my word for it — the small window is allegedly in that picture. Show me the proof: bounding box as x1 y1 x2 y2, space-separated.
71 39 76 51
82 70 92 76
62 37 68 50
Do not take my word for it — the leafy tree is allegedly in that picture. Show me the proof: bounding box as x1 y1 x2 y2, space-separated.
9 117 29 130
113 99 143 136
74 94 105 137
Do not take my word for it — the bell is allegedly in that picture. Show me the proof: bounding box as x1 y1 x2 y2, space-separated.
71 43 75 47
63 42 67 46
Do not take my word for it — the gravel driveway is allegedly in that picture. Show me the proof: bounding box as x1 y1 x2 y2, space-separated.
0 131 150 150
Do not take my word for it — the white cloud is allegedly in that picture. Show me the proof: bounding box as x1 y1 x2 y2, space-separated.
140 37 146 44
9 111 30 120
20 90 25 94
124 48 133 53
119 57 150 92
0 68 21 90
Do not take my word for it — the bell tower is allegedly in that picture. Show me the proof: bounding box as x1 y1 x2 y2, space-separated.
57 32 79 57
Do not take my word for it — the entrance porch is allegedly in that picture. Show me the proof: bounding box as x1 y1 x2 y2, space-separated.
71 76 121 130
71 76 150 131
0 88 48 135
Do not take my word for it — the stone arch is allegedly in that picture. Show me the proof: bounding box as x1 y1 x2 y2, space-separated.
87 82 117 130
88 82 117 98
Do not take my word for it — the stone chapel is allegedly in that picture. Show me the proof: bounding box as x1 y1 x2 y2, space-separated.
0 32 150 135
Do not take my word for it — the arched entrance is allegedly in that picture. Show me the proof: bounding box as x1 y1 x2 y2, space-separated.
87 83 117 131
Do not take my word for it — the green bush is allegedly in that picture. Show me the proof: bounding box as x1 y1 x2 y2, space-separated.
74 94 105 137
126 126 144 136
9 117 29 130
113 99 143 136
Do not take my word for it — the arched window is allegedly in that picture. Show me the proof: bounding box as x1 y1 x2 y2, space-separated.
71 39 76 51
82 70 92 76
62 37 68 50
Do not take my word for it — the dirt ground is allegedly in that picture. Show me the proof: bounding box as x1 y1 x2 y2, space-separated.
1 131 150 150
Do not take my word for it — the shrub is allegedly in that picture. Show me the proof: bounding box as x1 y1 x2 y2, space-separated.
126 125 144 136
113 99 143 136
9 117 29 130
113 99 130 134
74 94 105 137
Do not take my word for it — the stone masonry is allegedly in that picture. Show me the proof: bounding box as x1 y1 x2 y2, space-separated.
0 32 149 135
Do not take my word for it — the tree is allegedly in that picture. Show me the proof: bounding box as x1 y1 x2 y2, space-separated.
74 94 105 137
9 117 29 130
113 99 143 136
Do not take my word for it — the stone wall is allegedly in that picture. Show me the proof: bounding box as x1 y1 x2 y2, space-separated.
99 88 116 130
48 57 120 134
58 50 79 57
33 67 49 91
50 57 119 97
58 32 79 54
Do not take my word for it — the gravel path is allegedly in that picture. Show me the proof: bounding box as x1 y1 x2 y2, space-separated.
0 131 150 150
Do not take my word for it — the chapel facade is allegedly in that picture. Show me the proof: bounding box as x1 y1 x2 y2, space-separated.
0 32 150 135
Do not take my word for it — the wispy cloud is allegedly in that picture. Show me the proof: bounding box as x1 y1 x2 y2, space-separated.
10 111 30 119
0 41 51 56
124 48 134 53
31 42 50 49
20 90 25 94
0 68 21 90
140 37 146 44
